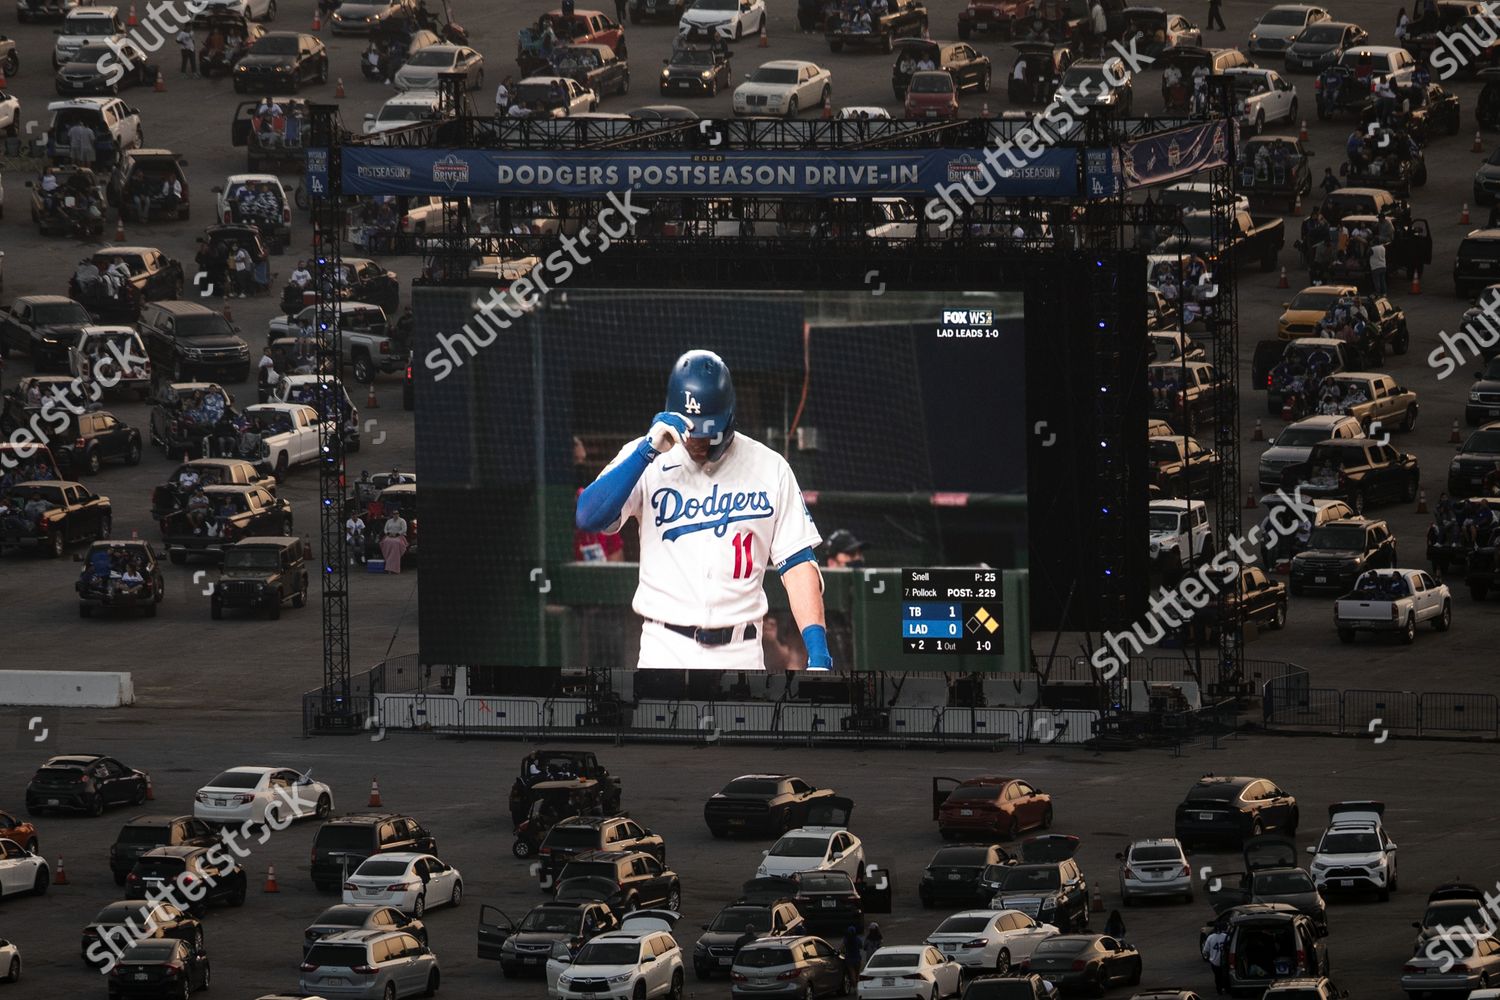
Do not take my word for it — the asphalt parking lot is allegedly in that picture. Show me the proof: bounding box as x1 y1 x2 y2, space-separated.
1 0 1499 995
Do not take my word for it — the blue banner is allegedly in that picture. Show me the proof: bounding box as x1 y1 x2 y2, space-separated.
1121 120 1231 189
329 147 1086 198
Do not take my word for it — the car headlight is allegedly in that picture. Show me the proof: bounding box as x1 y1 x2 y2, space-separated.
1039 896 1057 911
608 973 635 985
501 939 517 953
1453 459 1465 471
702 70 712 78
1471 391 1483 402
756 865 768 876
695 941 709 953
559 975 574 987
1249 32 1259 41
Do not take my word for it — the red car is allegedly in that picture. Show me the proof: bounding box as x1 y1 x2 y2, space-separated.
933 775 1053 839
0 809 39 852
904 70 959 118
518 9 626 75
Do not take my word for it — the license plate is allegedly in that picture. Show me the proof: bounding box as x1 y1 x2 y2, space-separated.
757 977 773 985
135 973 149 980
676 82 690 88
47 799 58 806
524 957 541 964
960 809 973 816
719 957 733 966
948 873 963 880
1315 576 1327 583
1480 262 1494 270
822 899 836 908
883 979 897 987
728 818 744 826
325 979 347 987
1198 812 1213 820
214 798 228 807
925 110 938 117
973 22 989 29
1340 878 1354 886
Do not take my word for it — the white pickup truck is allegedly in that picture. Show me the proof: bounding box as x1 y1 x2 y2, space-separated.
1334 568 1452 645
242 402 329 478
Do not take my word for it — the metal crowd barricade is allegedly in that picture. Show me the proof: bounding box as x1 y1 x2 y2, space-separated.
1418 692 1500 737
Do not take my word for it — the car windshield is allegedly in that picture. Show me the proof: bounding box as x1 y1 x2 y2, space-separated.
543 827 601 849
1061 66 1110 89
134 858 187 878
1149 439 1185 462
1130 846 1183 862
1424 902 1484 928
992 865 1060 890
123 941 178 960
67 18 117 34
1299 23 1345 41
1254 871 1314 893
737 947 794 968
378 104 435 122
576 942 642 965
516 82 566 103
800 872 853 892
724 779 780 795
315 827 374 851
673 48 713 65
1306 524 1366 549
32 303 92 324
935 916 991 934
770 836 827 858
695 0 738 9
175 315 234 338
1277 426 1334 447
73 43 119 62
1464 431 1500 454
933 848 990 866
304 944 367 969
1259 8 1307 25
355 859 410 877
251 35 300 55
1319 831 1381 853
1231 74 1270 94
555 51 600 70
710 908 766 932
521 907 582 932
1149 511 1182 532
751 67 799 84
867 952 923 969
910 73 954 93
946 784 1001 801
560 862 618 880
1308 444 1367 469
116 826 172 846
224 549 282 571
1033 938 1086 955
205 770 260 789
407 49 456 66
1289 290 1336 310
95 902 154 923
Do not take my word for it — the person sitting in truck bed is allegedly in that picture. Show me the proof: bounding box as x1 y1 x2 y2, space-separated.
1464 498 1497 548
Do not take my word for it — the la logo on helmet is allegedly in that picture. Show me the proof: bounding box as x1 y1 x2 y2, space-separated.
683 391 703 414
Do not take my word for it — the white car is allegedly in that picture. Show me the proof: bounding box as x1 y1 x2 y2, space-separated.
192 765 334 826
859 946 962 1000
53 5 123 67
514 76 599 117
1306 800 1398 899
393 44 485 92
342 852 463 917
0 838 49 898
69 325 151 391
198 0 278 20
679 0 766 41
733 60 831 117
364 91 442 134
836 106 892 120
757 827 864 879
214 172 290 229
924 910 1058 973
1149 498 1212 571
0 91 19 135
1333 569 1452 643
549 929 684 1000
1225 67 1298 132
1247 4 1330 57
1116 838 1193 904
0 937 17 982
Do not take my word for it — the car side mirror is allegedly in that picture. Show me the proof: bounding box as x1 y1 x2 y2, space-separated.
212 186 223 194
701 923 710 930
762 849 770 856
365 113 376 120
1412 921 1423 929
642 955 656 964
1114 852 1125 861
1305 845 1316 854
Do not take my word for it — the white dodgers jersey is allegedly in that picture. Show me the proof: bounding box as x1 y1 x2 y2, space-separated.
604 433 822 627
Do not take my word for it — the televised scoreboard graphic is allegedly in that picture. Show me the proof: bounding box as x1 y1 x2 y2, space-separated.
901 568 1003 655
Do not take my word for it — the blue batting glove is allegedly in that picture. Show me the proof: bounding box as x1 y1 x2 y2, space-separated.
646 411 693 456
803 624 833 671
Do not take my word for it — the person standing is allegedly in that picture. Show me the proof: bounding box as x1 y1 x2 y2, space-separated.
1203 925 1229 995
614 0 627 26
1206 0 1226 31
1369 239 1388 296
1104 909 1127 943
67 120 96 167
841 926 863 975
1089 0 1107 55
495 75 513 115
177 26 196 75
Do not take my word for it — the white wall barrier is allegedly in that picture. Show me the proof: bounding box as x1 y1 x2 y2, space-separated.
0 670 134 708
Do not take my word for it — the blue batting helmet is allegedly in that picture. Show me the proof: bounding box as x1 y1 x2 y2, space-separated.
665 349 736 461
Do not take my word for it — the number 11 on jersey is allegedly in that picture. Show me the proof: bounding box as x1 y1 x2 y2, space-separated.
731 532 755 579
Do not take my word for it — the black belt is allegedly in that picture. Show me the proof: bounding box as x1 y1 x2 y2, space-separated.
659 622 757 646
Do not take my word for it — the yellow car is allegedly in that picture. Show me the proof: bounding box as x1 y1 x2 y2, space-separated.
1278 284 1358 339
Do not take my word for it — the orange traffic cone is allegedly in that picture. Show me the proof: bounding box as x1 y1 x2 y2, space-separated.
54 857 68 885
1452 420 1463 444
1411 271 1422 295
366 383 379 408
368 777 382 807
1462 203 1471 225
1417 489 1428 514
980 101 993 118
154 69 166 92
146 776 154 800
1476 131 1486 154
1252 418 1264 441
1299 120 1308 142
0 65 7 90
759 24 768 47
336 77 346 99
1244 481 1257 509
115 215 125 241
821 101 832 120
1090 886 1104 912
1278 266 1288 289
127 3 137 26
264 865 280 892
312 11 321 29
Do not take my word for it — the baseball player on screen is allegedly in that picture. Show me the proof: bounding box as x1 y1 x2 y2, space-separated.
575 350 833 672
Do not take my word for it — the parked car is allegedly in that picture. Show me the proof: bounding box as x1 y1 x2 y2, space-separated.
925 910 1059 974
83 900 202 965
980 836 1089 933
554 849 681 912
733 60 831 117
1306 800 1397 900
695 900 805 979
1016 936 1141 994
1222 904 1329 997
729 935 847 1000
859 947 962 1000
1174 776 1298 847
1334 569 1451 643
341 852 463 917
299 928 440 999
311 812 437 892
304 904 427 957
1116 838 1193 904
1281 438 1421 515
920 844 1012 909
705 775 837 838
488 901 617 976
0 480 112 559
1248 5 1331 58
933 776 1052 841
1290 516 1399 594
106 939 210 997
107 815 217 886
125 846 247 915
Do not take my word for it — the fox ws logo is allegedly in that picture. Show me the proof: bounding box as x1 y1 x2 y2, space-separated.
432 153 470 191
943 309 993 325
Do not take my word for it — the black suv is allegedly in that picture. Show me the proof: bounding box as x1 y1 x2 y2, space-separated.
126 846 247 915
1466 363 1500 428
232 31 330 94
1174 776 1299 847
554 849 682 913
211 536 310 620
52 410 142 476
311 813 438 891
1455 228 1500 298
1449 423 1500 494
962 975 1059 1000
1223 903 1329 996
695 900 805 979
919 843 1011 909
537 816 667 886
109 815 218 886
26 754 150 816
1289 517 1398 595
980 835 1089 932
138 301 251 384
